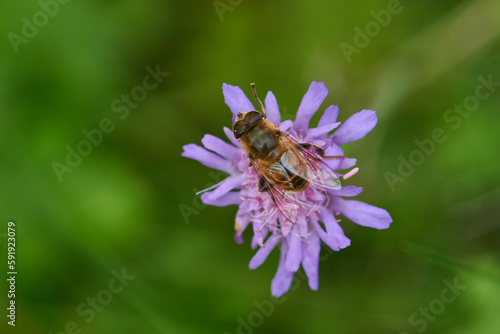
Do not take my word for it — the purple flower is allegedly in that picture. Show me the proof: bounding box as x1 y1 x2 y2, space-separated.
182 81 392 297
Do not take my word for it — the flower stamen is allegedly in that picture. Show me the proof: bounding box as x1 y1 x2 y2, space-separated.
342 167 359 180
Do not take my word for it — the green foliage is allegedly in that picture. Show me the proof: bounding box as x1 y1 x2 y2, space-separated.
1 0 499 333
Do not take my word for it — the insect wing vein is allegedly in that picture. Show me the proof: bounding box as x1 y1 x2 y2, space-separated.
251 159 301 224
282 135 341 190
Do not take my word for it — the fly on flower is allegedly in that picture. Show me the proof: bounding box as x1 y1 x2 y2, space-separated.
182 81 392 297
233 84 345 225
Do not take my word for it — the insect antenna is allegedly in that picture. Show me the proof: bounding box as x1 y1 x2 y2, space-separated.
250 83 266 116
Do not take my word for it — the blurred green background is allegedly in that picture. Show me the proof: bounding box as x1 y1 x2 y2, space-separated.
1 0 499 333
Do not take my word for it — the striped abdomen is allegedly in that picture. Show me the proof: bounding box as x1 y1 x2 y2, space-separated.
269 149 309 193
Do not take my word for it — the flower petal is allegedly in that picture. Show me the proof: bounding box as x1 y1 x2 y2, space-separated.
201 134 241 161
222 83 255 117
333 198 392 229
294 82 328 132
285 231 302 272
318 105 339 127
279 120 294 132
249 235 281 269
251 224 266 250
201 191 240 207
323 144 344 170
337 158 357 170
223 127 242 148
265 91 281 124
311 138 327 148
181 144 232 173
234 232 244 244
324 143 344 156
311 220 342 251
235 213 251 244
202 174 245 202
320 209 350 249
237 157 251 172
302 235 320 290
306 187 326 202
240 198 260 212
326 158 357 171
303 122 341 142
271 242 295 297
328 185 363 197
333 109 377 145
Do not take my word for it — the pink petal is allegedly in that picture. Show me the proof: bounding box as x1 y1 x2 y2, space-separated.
311 220 343 251
201 191 240 207
302 235 320 290
337 158 357 170
240 199 260 212
181 144 232 173
222 83 255 116
249 235 281 269
271 242 295 297
201 174 245 202
318 105 339 127
264 91 281 124
323 144 344 170
320 209 351 249
333 110 377 145
333 198 392 229
279 120 294 132
285 231 302 272
303 122 341 142
329 185 363 197
223 127 242 148
294 82 329 132
201 134 241 161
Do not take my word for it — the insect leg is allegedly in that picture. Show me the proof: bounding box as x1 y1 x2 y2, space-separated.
258 176 270 192
248 154 254 167
300 143 345 159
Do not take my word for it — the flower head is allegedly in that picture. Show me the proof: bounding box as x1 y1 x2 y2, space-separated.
182 81 392 297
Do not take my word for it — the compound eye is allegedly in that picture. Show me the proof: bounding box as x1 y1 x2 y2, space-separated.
244 111 263 126
233 120 247 139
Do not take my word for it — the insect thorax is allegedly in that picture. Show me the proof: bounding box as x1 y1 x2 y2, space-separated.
245 123 279 158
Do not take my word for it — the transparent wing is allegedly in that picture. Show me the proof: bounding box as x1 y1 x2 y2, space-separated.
281 135 342 190
250 159 302 225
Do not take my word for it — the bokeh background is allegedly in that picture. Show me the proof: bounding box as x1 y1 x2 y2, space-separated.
1 0 500 333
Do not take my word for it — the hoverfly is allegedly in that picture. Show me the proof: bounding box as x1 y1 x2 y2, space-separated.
233 84 344 224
